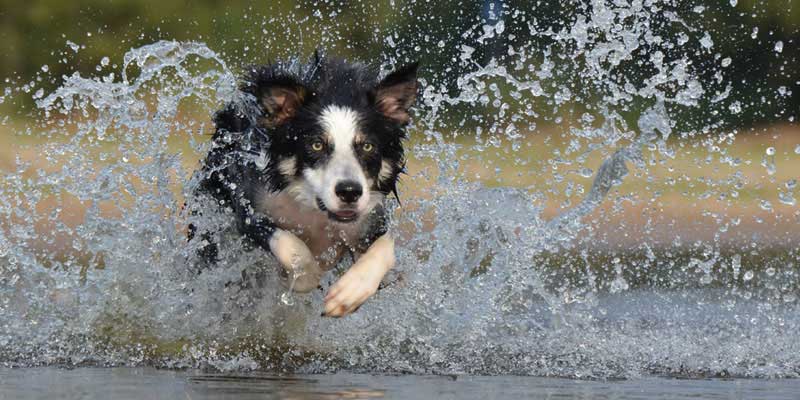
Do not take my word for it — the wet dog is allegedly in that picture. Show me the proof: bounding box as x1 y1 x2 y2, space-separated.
188 54 418 317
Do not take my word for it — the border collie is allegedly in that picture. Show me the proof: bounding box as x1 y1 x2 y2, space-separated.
188 53 419 317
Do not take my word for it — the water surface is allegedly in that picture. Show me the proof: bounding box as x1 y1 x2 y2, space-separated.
2 367 799 400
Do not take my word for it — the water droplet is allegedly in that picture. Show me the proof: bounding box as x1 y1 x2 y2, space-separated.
762 149 777 175
40 65 49 73
743 271 755 281
254 151 268 170
778 191 796 206
280 291 295 306
729 0 737 6
699 32 714 49
731 254 742 276
721 57 732 67
494 20 505 35
794 144 800 154
765 267 776 276
609 275 629 293
774 41 784 53
100 57 110 67
66 40 80 52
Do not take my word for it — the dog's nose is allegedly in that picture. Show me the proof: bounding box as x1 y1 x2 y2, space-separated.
335 180 363 204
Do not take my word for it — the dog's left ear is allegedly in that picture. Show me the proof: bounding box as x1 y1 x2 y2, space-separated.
374 62 419 125
258 84 309 128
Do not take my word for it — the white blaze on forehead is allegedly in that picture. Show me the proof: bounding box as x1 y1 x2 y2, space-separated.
319 106 364 181
320 105 360 150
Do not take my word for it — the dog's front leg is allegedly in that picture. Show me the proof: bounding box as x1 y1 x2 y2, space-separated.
323 234 395 317
268 229 323 293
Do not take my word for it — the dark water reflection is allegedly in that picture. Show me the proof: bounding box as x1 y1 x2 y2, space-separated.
1 368 798 400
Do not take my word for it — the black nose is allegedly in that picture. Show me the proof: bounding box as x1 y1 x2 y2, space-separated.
335 180 363 204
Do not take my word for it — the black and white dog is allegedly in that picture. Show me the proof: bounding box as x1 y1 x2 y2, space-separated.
189 54 418 317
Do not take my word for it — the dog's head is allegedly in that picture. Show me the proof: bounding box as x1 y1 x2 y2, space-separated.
241 56 418 223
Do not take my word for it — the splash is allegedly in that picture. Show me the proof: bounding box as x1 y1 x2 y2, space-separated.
1 2 799 379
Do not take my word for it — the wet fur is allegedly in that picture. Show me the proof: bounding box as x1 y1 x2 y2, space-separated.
188 53 418 315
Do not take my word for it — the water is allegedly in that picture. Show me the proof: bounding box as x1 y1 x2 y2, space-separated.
2 368 800 400
0 0 799 387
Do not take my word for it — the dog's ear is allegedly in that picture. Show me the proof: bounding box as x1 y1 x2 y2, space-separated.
257 83 309 128
374 62 419 125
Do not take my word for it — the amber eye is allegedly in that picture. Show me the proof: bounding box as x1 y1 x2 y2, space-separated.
362 142 374 152
311 141 324 151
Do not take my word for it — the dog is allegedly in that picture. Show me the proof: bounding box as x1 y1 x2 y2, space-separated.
187 53 419 317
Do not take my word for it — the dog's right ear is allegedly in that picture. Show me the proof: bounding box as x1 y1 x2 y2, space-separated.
256 83 309 128
243 67 310 128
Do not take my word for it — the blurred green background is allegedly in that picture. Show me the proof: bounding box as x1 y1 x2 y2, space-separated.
0 0 797 128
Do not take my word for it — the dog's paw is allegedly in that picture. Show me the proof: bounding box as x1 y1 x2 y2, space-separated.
323 265 381 317
269 230 322 293
290 270 323 293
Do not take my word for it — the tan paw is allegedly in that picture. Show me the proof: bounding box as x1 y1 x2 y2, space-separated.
269 230 322 293
323 265 381 317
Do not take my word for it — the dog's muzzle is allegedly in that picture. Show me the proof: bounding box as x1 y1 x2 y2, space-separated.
317 198 359 223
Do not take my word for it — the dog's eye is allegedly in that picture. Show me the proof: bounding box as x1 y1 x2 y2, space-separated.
311 141 325 152
362 142 374 152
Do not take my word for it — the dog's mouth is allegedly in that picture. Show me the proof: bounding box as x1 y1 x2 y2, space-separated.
329 210 358 222
316 198 359 223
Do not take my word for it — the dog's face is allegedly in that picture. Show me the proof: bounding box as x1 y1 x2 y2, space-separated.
246 59 418 223
292 105 388 222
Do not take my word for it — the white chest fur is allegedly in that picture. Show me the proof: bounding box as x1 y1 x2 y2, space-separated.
256 191 363 270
